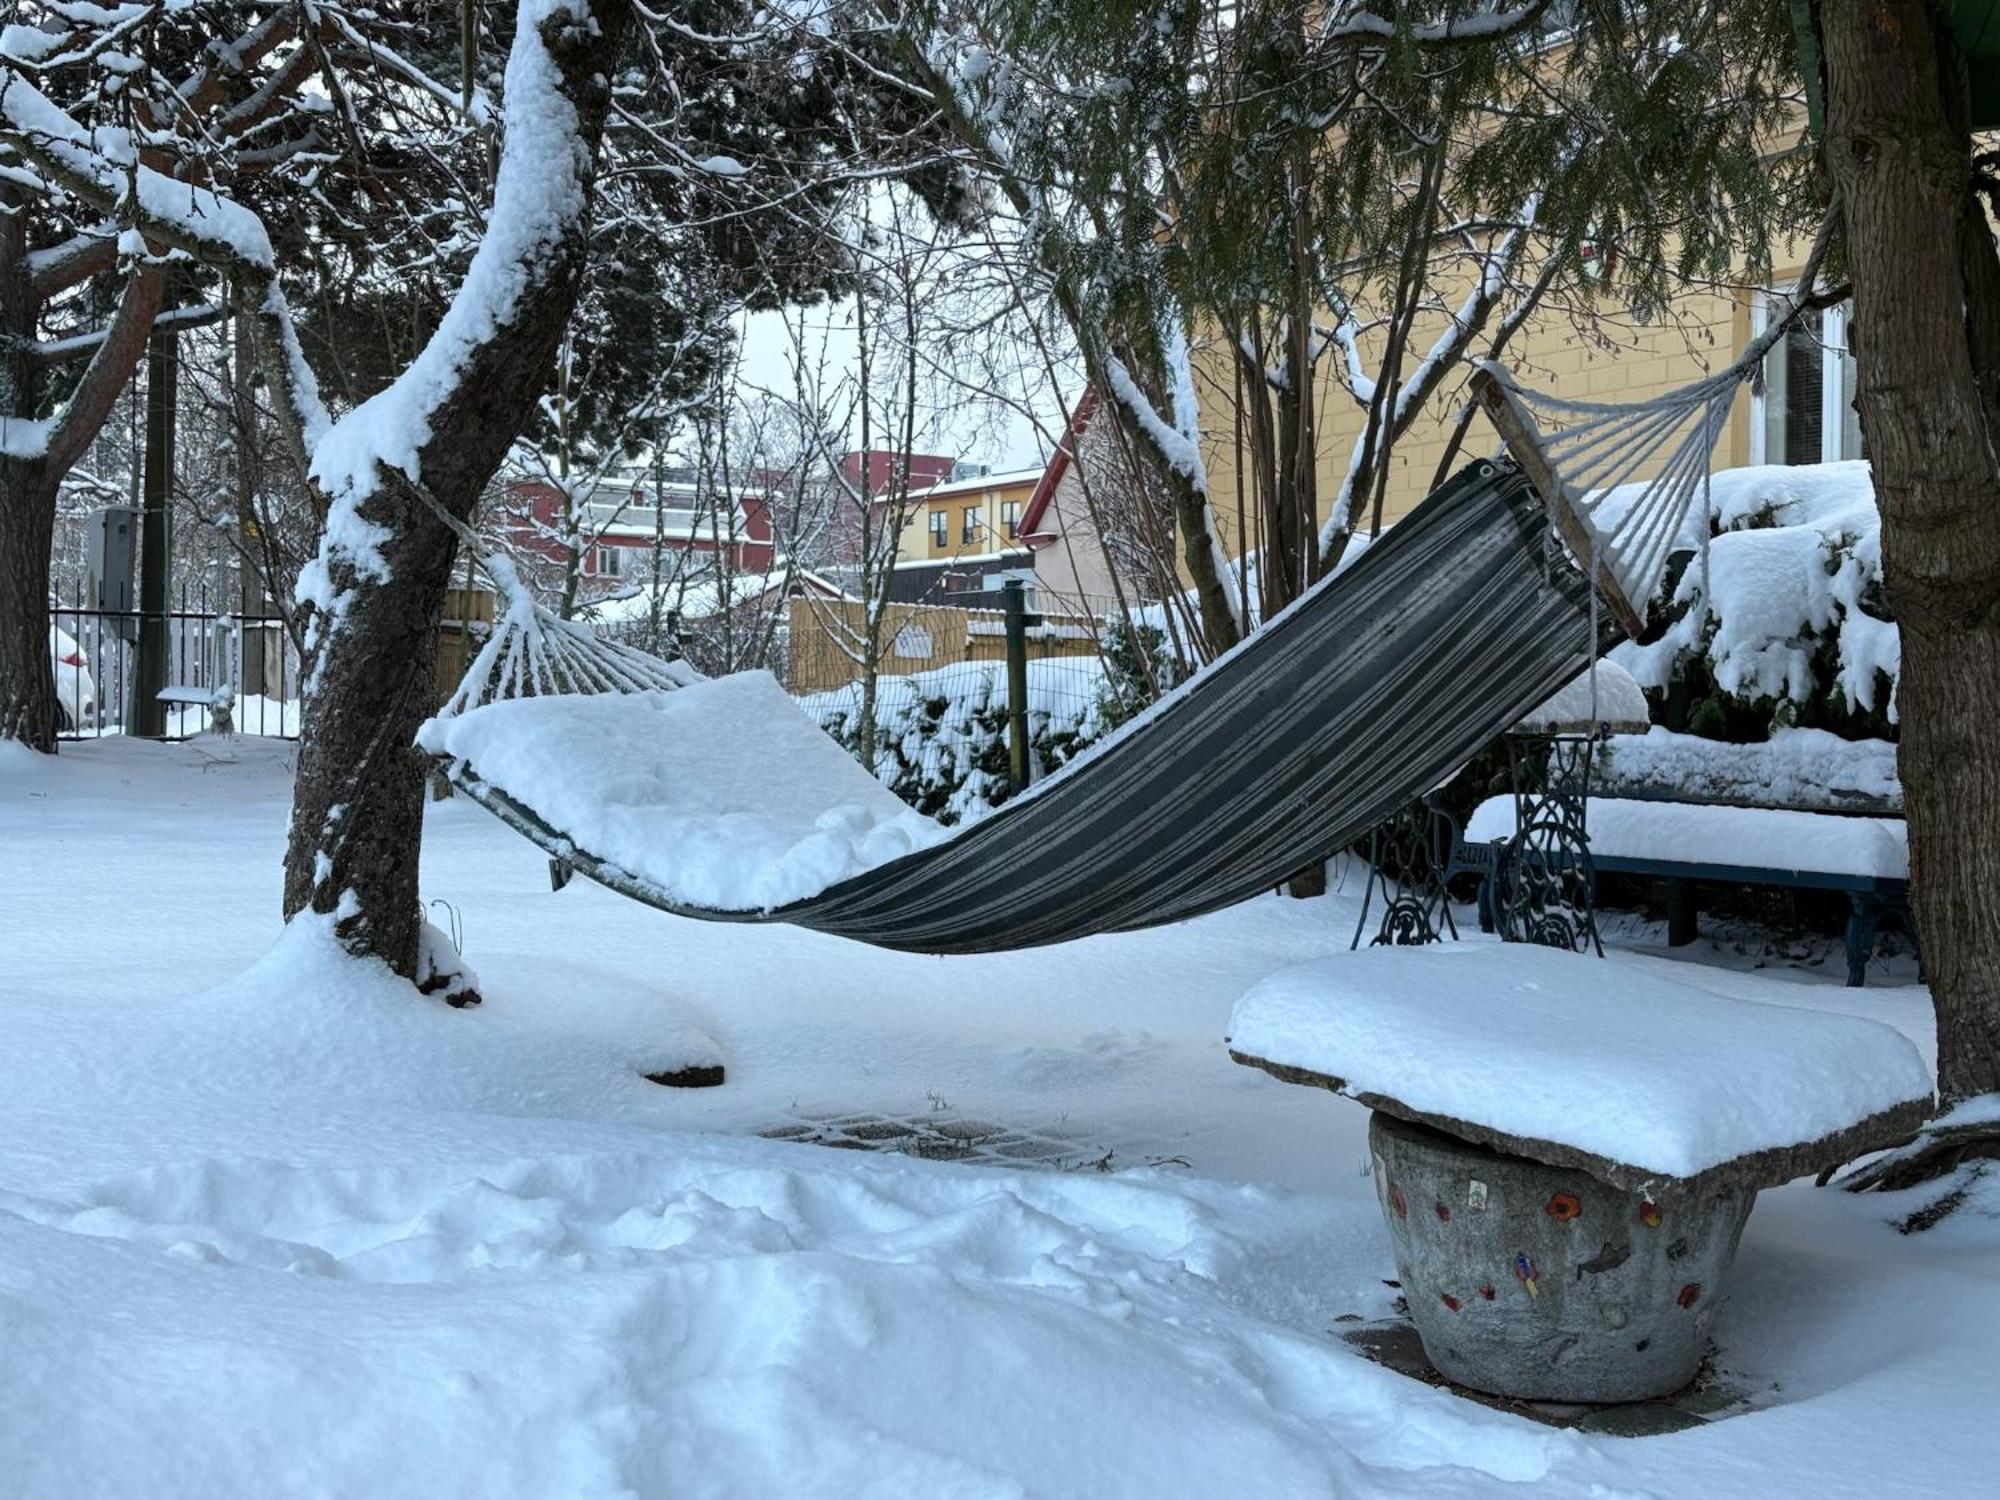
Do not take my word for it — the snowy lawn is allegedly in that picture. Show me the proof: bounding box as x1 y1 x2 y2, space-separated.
1 738 1993 1498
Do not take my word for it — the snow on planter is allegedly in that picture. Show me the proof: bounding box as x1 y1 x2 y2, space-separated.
1512 660 1650 734
1227 945 1931 1194
418 672 947 911
1463 795 1908 880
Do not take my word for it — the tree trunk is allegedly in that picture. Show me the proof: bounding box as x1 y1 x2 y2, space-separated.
1157 449 1242 654
1824 0 2000 1101
0 456 59 749
280 0 632 979
0 197 55 750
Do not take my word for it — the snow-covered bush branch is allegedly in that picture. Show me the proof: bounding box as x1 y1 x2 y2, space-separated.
1611 462 1899 740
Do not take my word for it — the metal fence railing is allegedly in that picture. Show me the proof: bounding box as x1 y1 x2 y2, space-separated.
50 578 301 741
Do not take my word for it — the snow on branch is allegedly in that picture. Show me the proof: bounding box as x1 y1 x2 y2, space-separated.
1320 213 1532 552
0 53 334 458
318 6 495 128
1103 320 1246 633
0 70 277 270
1326 314 1377 404
307 0 599 544
1319 1 1554 49
1102 354 1199 487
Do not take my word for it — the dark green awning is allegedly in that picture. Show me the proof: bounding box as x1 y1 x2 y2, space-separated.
1794 2 2000 135
1954 0 2000 129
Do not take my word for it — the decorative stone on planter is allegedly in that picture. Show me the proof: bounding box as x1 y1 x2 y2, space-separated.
1226 945 1935 1405
1369 1112 1752 1402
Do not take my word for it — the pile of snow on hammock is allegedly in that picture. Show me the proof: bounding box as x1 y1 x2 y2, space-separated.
420 672 949 911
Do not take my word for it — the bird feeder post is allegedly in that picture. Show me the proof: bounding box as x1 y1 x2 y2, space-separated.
1003 579 1032 794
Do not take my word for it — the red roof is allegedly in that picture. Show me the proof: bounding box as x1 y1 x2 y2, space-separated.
1016 387 1099 548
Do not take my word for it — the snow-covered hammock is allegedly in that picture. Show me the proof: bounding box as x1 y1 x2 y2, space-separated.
426 461 1601 952
426 315 1795 953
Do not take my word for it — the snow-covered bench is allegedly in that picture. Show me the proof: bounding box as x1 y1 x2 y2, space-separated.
1227 945 1932 1401
1463 794 1909 986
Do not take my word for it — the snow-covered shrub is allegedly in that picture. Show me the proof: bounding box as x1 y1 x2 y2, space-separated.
1609 462 1899 741
800 659 1108 824
1096 620 1186 730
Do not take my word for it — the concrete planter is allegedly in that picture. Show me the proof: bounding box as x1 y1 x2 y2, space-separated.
1369 1111 1755 1403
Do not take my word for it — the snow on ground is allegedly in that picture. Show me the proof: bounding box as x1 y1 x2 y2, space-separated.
64 695 305 742
1 738 1995 1498
1515 660 1650 733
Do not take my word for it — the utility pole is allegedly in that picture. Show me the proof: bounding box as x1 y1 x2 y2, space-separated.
229 306 268 699
133 312 177 736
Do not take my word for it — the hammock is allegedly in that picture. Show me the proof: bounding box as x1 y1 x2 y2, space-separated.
434 460 1602 953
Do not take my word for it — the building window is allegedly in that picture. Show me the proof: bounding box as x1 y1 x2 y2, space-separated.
1002 500 1020 538
593 545 625 578
929 511 948 547
1751 293 1863 466
963 506 982 545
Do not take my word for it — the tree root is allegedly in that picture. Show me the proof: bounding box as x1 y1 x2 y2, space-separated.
1823 1102 2000 1232
1890 1165 1988 1234
415 913 482 1008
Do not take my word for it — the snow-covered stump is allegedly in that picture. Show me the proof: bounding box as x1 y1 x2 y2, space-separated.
1368 1112 1752 1401
1227 946 1935 1405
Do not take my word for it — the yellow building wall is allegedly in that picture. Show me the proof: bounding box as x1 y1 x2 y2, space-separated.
1192 266 1797 557
897 476 1041 561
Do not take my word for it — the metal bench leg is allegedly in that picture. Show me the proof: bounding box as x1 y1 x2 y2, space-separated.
1666 878 1698 947
1845 895 1880 988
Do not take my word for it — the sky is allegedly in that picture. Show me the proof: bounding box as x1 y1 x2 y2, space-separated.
733 303 1070 475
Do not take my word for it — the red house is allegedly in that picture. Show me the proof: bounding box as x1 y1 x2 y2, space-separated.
501 469 780 586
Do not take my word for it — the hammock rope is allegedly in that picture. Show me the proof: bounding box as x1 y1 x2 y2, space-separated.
1471 353 1741 638
379 469 700 720
1470 213 1839 648
441 545 700 717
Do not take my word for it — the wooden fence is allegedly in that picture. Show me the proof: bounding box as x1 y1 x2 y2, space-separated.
785 597 1101 694
436 586 497 700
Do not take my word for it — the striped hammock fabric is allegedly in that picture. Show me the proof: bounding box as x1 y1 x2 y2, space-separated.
445 460 1601 954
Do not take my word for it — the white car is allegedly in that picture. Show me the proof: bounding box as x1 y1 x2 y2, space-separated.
51 625 99 730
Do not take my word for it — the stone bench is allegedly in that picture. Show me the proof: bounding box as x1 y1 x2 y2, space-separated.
1227 944 1932 1402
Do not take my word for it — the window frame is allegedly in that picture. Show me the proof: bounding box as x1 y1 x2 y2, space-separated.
1748 288 1858 466
929 510 949 547
962 506 982 546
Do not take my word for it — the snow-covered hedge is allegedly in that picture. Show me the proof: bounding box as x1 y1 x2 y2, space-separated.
1597 726 1902 812
1610 461 1899 740
800 659 1110 825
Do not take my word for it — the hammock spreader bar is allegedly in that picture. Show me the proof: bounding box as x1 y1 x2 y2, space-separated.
1470 365 1648 640
440 461 1600 954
